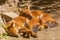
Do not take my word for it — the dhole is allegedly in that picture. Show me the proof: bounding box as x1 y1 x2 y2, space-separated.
20 9 57 30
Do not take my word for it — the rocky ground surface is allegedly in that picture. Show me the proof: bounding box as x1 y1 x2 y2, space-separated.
0 0 60 40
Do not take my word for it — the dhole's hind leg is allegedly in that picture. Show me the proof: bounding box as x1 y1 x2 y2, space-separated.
22 32 30 38
19 29 30 38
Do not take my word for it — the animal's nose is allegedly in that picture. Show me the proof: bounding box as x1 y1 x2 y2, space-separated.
49 22 57 28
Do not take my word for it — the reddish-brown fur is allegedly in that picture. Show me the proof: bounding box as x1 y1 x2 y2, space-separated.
21 9 57 30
